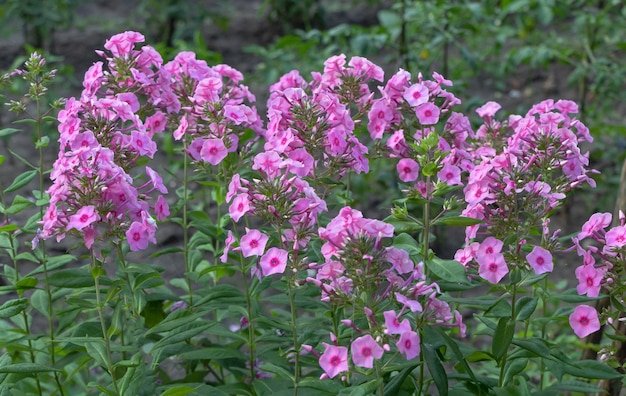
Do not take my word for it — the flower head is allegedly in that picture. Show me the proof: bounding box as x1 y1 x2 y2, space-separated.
351 335 384 369
526 246 553 275
319 343 349 379
569 305 601 338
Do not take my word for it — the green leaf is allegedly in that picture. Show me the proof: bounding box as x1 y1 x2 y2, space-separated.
4 170 37 193
340 379 382 396
178 347 246 361
0 128 20 138
30 289 50 318
0 363 61 373
15 276 38 290
561 359 622 380
437 216 483 227
427 257 469 285
423 343 448 396
384 217 423 233
300 378 344 394
503 358 527 384
515 296 538 321
492 318 515 362
85 340 109 368
160 386 197 396
257 363 295 382
5 195 34 214
537 380 604 394
0 298 28 318
383 364 419 396
48 268 95 288
511 338 550 359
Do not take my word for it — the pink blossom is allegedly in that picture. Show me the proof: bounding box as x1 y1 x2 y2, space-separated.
477 237 503 257
146 166 168 194
396 331 421 360
154 195 170 221
395 292 422 312
569 305 601 338
319 343 348 379
260 247 288 276
437 164 462 185
606 226 626 248
240 229 269 258
67 206 99 231
476 101 502 119
415 102 440 125
201 138 228 165
126 221 151 251
383 310 411 335
396 158 420 182
477 253 508 284
575 265 603 297
220 230 236 263
104 31 144 57
526 246 553 275
351 335 384 369
578 212 611 240
229 194 251 222
385 247 414 274
403 83 429 107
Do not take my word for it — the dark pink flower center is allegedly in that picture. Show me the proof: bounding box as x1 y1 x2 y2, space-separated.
362 347 371 357
330 356 341 366
489 263 498 272
270 257 280 267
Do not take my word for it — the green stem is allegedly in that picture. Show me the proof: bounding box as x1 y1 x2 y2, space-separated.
422 176 432 277
238 254 256 383
92 254 121 395
182 142 193 307
499 284 517 388
287 275 300 396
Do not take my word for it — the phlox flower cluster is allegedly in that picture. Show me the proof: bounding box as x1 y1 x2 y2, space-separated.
366 68 473 193
41 31 172 251
264 54 383 178
305 207 464 378
568 211 626 338
456 99 596 283
168 52 264 164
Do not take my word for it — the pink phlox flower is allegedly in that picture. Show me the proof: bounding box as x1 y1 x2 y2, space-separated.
385 247 414 274
226 174 247 203
240 228 269 258
201 138 228 165
82 62 104 98
193 76 222 103
253 151 284 179
383 310 411 335
476 101 502 119
477 253 508 284
316 260 345 280
386 129 409 155
605 225 626 249
287 148 314 178
173 114 188 140
437 164 462 186
569 305 601 338
555 99 579 114
403 83 429 107
526 245 554 275
229 194 251 222
578 212 611 240
260 247 288 276
575 264 604 297
126 220 151 251
464 181 494 206
154 195 170 221
426 294 453 322
223 104 248 125
351 335 384 369
117 92 140 113
359 219 394 239
319 343 349 379
415 102 440 125
395 292 422 312
220 230 236 263
396 158 420 182
67 205 100 231
478 237 503 257
104 31 145 57
145 166 168 194
348 56 384 82
144 111 167 136
397 331 421 360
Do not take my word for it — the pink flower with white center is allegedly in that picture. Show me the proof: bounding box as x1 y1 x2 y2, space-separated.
575 265 603 297
319 343 349 379
200 138 228 165
569 305 601 338
578 212 611 240
126 221 151 251
606 226 626 248
351 335 384 369
397 331 421 360
526 246 553 275
396 158 420 182
240 229 269 258
415 102 440 125
154 195 170 221
383 310 411 335
229 194 251 222
403 83 429 107
260 247 288 276
67 206 99 231
437 164 462 186
477 253 508 284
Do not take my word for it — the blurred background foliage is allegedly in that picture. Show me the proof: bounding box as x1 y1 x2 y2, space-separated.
0 0 625 212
